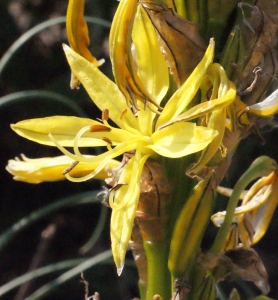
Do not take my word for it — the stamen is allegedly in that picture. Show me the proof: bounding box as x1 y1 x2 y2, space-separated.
49 133 80 161
120 109 128 120
102 137 113 151
90 124 111 132
65 156 112 182
74 126 91 157
65 140 140 182
62 161 79 175
102 109 109 121
102 137 112 145
110 183 127 192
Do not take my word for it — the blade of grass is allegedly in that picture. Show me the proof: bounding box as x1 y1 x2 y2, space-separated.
0 16 111 76
24 249 113 300
0 90 87 117
0 259 85 297
79 203 108 254
0 191 101 252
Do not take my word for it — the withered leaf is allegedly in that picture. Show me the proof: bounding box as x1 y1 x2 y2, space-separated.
129 222 148 285
225 247 270 294
198 247 270 294
135 160 173 241
233 3 278 105
141 3 206 87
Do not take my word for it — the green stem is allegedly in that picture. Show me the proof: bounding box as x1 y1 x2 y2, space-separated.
144 241 171 300
160 156 196 233
139 282 148 300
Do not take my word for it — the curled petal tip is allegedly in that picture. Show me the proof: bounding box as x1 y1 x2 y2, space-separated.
62 43 70 51
117 263 124 276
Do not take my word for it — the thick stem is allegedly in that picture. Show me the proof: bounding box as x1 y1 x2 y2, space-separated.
144 241 171 300
160 156 196 233
138 282 147 300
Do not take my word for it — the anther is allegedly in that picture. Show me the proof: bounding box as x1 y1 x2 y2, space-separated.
120 109 128 120
90 124 111 132
102 109 109 121
102 137 112 145
62 161 79 175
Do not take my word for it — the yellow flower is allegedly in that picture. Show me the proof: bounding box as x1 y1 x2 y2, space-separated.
8 0 237 273
10 39 225 273
212 170 278 249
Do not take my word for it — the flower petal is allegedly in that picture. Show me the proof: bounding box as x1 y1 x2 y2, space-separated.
11 116 97 146
156 38 215 127
63 45 139 130
252 176 278 244
6 155 120 184
66 0 103 66
159 84 236 128
66 0 104 88
110 151 149 274
132 6 169 103
11 116 137 147
149 122 218 158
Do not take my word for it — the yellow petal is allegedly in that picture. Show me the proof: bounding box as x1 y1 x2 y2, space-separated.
110 151 149 273
149 122 218 158
63 45 139 130
11 115 139 148
156 38 215 128
109 0 159 109
132 6 169 103
109 0 137 99
6 154 120 184
137 104 153 136
186 108 227 176
247 89 278 117
11 116 98 146
163 86 236 128
66 0 104 88
66 0 103 66
11 116 122 147
252 176 278 244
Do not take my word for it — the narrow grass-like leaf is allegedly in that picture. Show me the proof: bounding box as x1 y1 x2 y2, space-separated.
0 17 110 76
0 90 86 117
79 203 109 254
24 250 112 300
0 191 100 252
0 259 85 297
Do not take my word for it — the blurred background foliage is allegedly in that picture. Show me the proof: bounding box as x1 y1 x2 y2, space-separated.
0 0 138 299
1 0 278 299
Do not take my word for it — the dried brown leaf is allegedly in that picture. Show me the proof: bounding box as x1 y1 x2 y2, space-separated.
225 247 270 294
235 3 278 105
198 247 270 294
141 3 206 87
